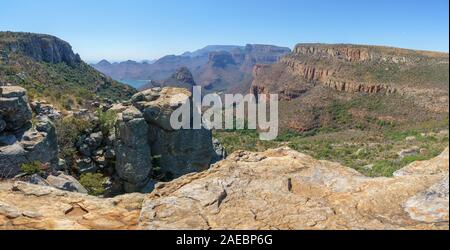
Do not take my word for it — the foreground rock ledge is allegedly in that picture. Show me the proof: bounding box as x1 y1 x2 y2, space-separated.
0 147 448 230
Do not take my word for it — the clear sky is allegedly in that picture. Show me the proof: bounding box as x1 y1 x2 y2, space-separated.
1 0 448 62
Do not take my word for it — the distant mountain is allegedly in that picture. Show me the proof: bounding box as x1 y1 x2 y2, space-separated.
181 45 244 58
0 32 136 109
92 44 291 93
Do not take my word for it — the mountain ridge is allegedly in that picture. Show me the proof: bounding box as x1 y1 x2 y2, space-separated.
0 32 136 110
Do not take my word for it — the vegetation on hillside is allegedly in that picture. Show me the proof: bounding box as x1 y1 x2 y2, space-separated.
0 32 136 111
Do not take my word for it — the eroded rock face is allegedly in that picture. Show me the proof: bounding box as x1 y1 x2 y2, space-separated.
127 87 216 177
0 86 33 131
0 147 447 230
1 87 59 178
114 107 152 193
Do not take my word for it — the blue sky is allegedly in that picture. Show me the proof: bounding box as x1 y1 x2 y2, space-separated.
1 0 448 62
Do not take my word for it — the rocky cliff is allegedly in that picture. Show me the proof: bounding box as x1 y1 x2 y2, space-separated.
0 147 447 230
0 32 136 108
0 32 82 66
251 43 449 132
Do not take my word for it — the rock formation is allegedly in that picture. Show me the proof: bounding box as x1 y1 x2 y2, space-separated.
114 107 153 192
0 147 447 230
141 67 196 91
0 86 59 178
113 87 219 192
0 32 82 66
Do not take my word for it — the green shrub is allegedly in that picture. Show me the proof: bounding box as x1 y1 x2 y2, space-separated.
55 116 92 162
96 109 117 135
79 173 108 196
20 161 43 175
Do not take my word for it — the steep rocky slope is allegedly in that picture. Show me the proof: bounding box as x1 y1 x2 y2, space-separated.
0 32 136 110
251 43 449 132
0 147 447 230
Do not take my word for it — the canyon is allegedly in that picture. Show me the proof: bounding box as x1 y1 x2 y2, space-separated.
0 32 449 230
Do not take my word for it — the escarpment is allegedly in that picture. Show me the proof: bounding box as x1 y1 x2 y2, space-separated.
0 147 448 230
277 57 399 94
251 43 449 132
253 43 449 98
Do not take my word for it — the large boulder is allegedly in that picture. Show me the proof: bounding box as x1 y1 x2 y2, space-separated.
0 86 33 131
131 88 191 131
46 172 88 194
129 87 216 178
114 107 152 192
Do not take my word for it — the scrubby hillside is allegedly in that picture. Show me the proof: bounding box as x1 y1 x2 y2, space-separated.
0 32 136 110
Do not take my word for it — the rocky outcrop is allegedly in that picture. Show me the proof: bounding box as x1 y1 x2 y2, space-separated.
139 147 449 230
133 88 216 177
0 86 33 131
0 32 82 66
0 147 447 230
144 67 197 91
114 107 152 192
0 86 59 178
112 87 218 193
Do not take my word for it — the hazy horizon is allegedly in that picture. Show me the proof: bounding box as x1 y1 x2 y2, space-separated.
1 0 448 62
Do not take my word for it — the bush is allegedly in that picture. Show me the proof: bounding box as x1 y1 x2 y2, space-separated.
96 109 117 135
79 173 108 196
55 116 92 162
20 161 43 175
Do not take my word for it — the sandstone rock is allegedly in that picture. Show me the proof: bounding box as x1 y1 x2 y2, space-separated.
46 173 88 194
132 87 191 131
404 176 449 223
114 107 152 192
0 181 144 229
0 147 448 230
0 86 33 131
139 147 449 230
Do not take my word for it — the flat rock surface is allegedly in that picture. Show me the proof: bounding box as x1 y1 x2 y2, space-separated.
0 147 448 230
